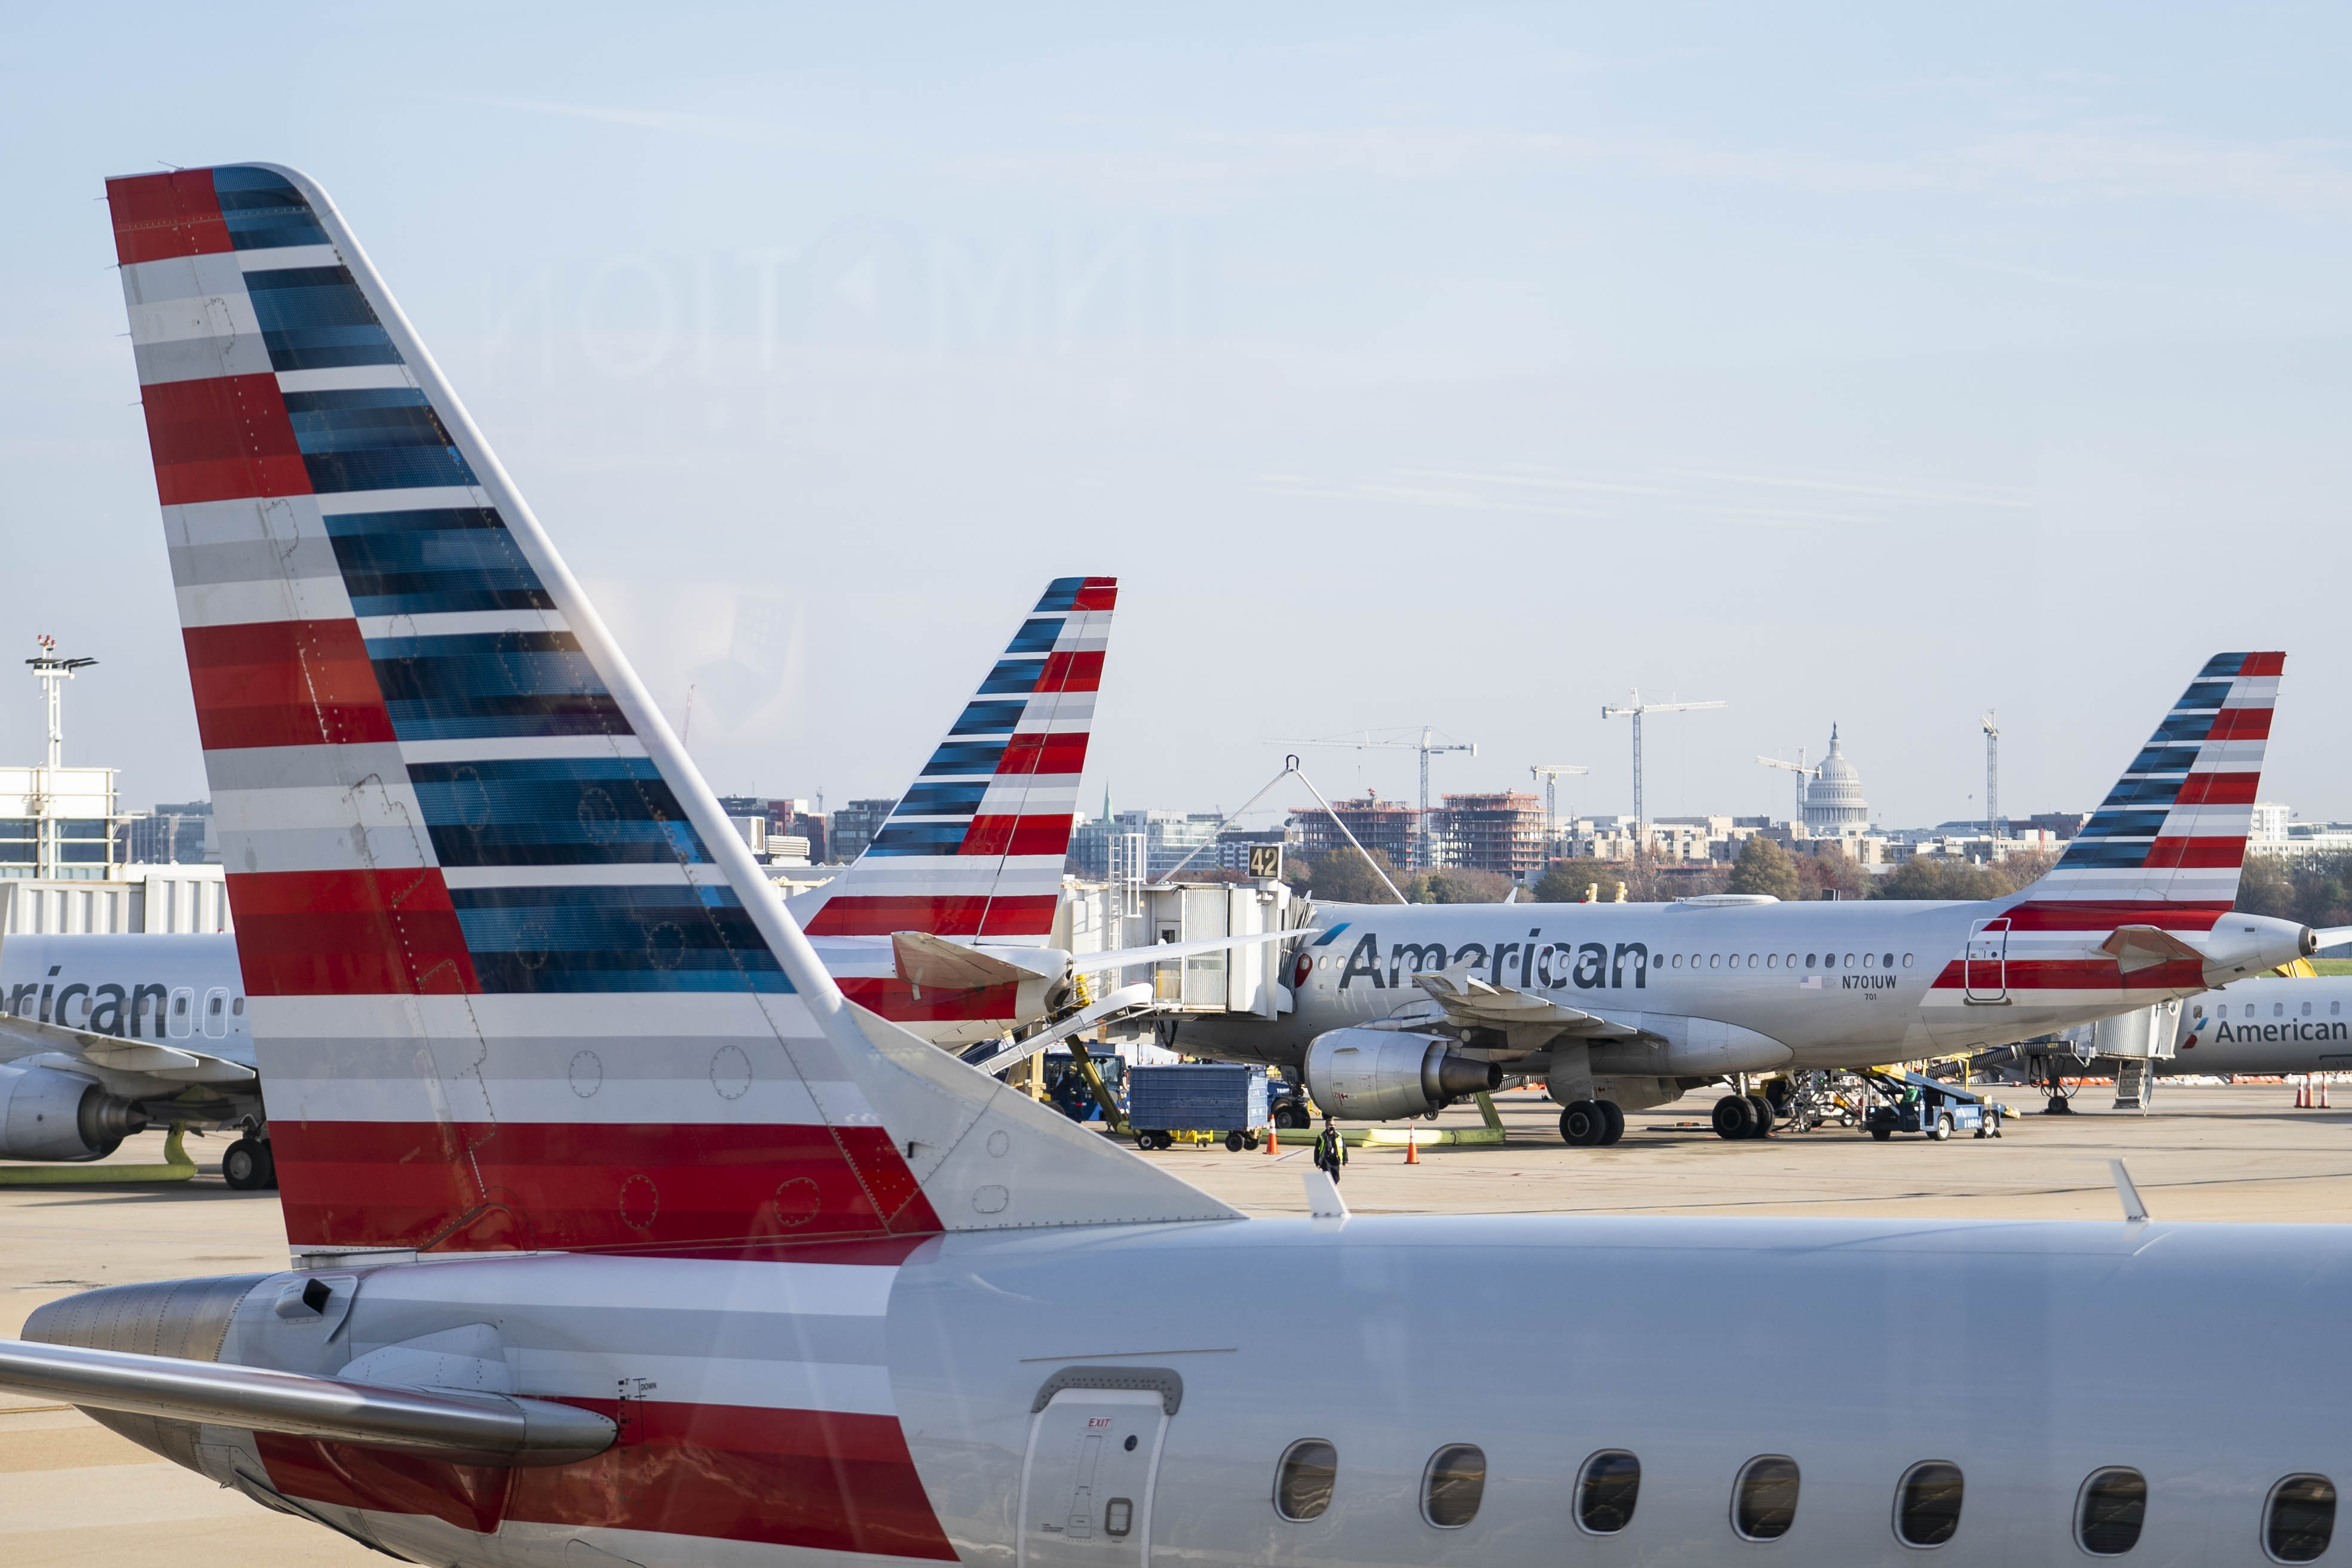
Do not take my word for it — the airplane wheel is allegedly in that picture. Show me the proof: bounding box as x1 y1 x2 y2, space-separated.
1870 1127 1894 1141
1931 1115 1953 1142
1560 1101 1606 1146
1745 1094 1776 1138
1711 1095 1754 1141
1598 1101 1625 1146
222 1138 265 1190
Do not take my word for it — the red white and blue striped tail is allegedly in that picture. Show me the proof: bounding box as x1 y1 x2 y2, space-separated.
107 164 1230 1256
792 577 1113 944
2013 651 2282 929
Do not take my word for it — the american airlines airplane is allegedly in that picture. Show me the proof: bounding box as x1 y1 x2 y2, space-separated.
2 163 2349 1568
0 933 265 1180
1181 663 2313 1144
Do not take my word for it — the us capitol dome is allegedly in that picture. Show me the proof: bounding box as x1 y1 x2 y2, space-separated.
1803 725 1870 834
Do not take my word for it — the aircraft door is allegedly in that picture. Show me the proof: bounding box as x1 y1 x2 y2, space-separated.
167 985 195 1039
1019 1368 1180 1568
202 987 229 1039
1965 918 2010 1003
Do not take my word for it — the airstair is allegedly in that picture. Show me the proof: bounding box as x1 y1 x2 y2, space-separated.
2113 1056 2154 1111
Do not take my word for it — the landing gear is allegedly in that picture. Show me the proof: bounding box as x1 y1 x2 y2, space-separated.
1746 1094 1777 1138
222 1137 275 1191
1560 1100 1608 1147
1713 1094 1760 1140
1598 1100 1625 1146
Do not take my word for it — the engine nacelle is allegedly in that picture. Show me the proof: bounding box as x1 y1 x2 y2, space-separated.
1304 1029 1501 1120
0 1064 149 1161
2196 914 2316 984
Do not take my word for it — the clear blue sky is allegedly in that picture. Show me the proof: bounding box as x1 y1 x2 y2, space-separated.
5 4 2349 829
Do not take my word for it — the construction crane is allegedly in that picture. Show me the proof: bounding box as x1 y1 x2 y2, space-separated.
1277 726 1477 869
1600 690 1726 842
1528 764 1590 840
1756 748 1815 823
1982 710 2001 838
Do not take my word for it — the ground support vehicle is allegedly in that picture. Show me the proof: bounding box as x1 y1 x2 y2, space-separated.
1128 1062 1270 1152
1860 1069 2006 1141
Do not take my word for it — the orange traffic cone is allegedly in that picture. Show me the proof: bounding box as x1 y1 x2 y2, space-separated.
2323 1079 2333 1109
2298 1080 2310 1108
1405 1126 1420 1165
1265 1124 1279 1155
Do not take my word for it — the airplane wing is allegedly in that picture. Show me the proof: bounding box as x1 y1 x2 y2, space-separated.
892 929 1303 992
1413 966 1646 1044
1068 929 1300 976
0 1015 255 1084
0 1338 609 1467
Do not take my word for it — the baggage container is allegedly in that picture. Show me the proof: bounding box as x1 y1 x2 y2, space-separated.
1126 1063 1269 1152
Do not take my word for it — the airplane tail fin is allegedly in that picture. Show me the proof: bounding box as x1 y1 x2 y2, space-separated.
108 164 1229 1255
2013 652 2283 928
793 578 1114 944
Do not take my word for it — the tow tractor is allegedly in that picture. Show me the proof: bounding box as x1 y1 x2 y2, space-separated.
1860 1069 2005 1142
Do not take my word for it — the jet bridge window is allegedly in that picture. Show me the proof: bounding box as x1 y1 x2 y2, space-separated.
2265 1474 2336 1563
1421 1444 1485 1529
1732 1456 1800 1541
1894 1461 1964 1548
1578 1450 1641 1535
1273 1439 1337 1521
2077 1468 2146 1555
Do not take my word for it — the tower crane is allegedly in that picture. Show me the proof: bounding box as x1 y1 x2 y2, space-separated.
1757 748 1815 825
1529 764 1590 841
1600 690 1725 843
1982 710 2001 838
1276 726 1476 870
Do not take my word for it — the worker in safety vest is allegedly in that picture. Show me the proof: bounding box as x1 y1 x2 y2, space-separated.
1312 1114 1348 1184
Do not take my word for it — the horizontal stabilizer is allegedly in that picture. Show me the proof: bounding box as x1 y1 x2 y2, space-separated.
0 1338 611 1466
2100 924 2207 975
893 930 1034 993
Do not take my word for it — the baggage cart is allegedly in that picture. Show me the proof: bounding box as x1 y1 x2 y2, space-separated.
1126 1063 1269 1152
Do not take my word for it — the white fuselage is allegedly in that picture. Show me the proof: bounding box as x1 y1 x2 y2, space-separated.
1183 898 2301 1082
2166 972 2352 1076
56 1211 2352 1567
0 933 251 1060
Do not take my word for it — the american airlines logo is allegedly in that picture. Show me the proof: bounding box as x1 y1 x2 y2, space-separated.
2206 1019 2348 1045
1334 932 1649 991
5 967 204 1038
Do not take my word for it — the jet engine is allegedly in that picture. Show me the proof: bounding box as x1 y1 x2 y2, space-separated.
1304 1029 1500 1121
0 1064 149 1161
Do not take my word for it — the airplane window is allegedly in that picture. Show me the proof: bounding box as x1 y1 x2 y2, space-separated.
1806 953 1818 968
1274 1439 1337 1521
1690 954 1701 969
1748 954 1759 967
2304 1002 2313 1017
1710 954 1720 969
208 995 222 1017
1767 954 1778 969
2276 1003 2286 1018
2077 1468 2146 1555
1895 1461 1964 1547
173 996 188 1016
1903 953 1915 967
1863 952 1874 969
232 998 245 1015
2335 1003 2342 1017
2267 1474 2336 1563
1884 953 1895 967
1105 1499 1133 1538
1422 1444 1485 1529
1786 953 1796 967
1823 954 1836 969
2194 1006 2204 1018
1844 953 1857 968
1734 1456 1800 1541
1578 1451 1641 1535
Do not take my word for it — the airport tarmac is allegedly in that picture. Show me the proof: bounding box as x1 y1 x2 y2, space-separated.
4 1083 2350 1565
